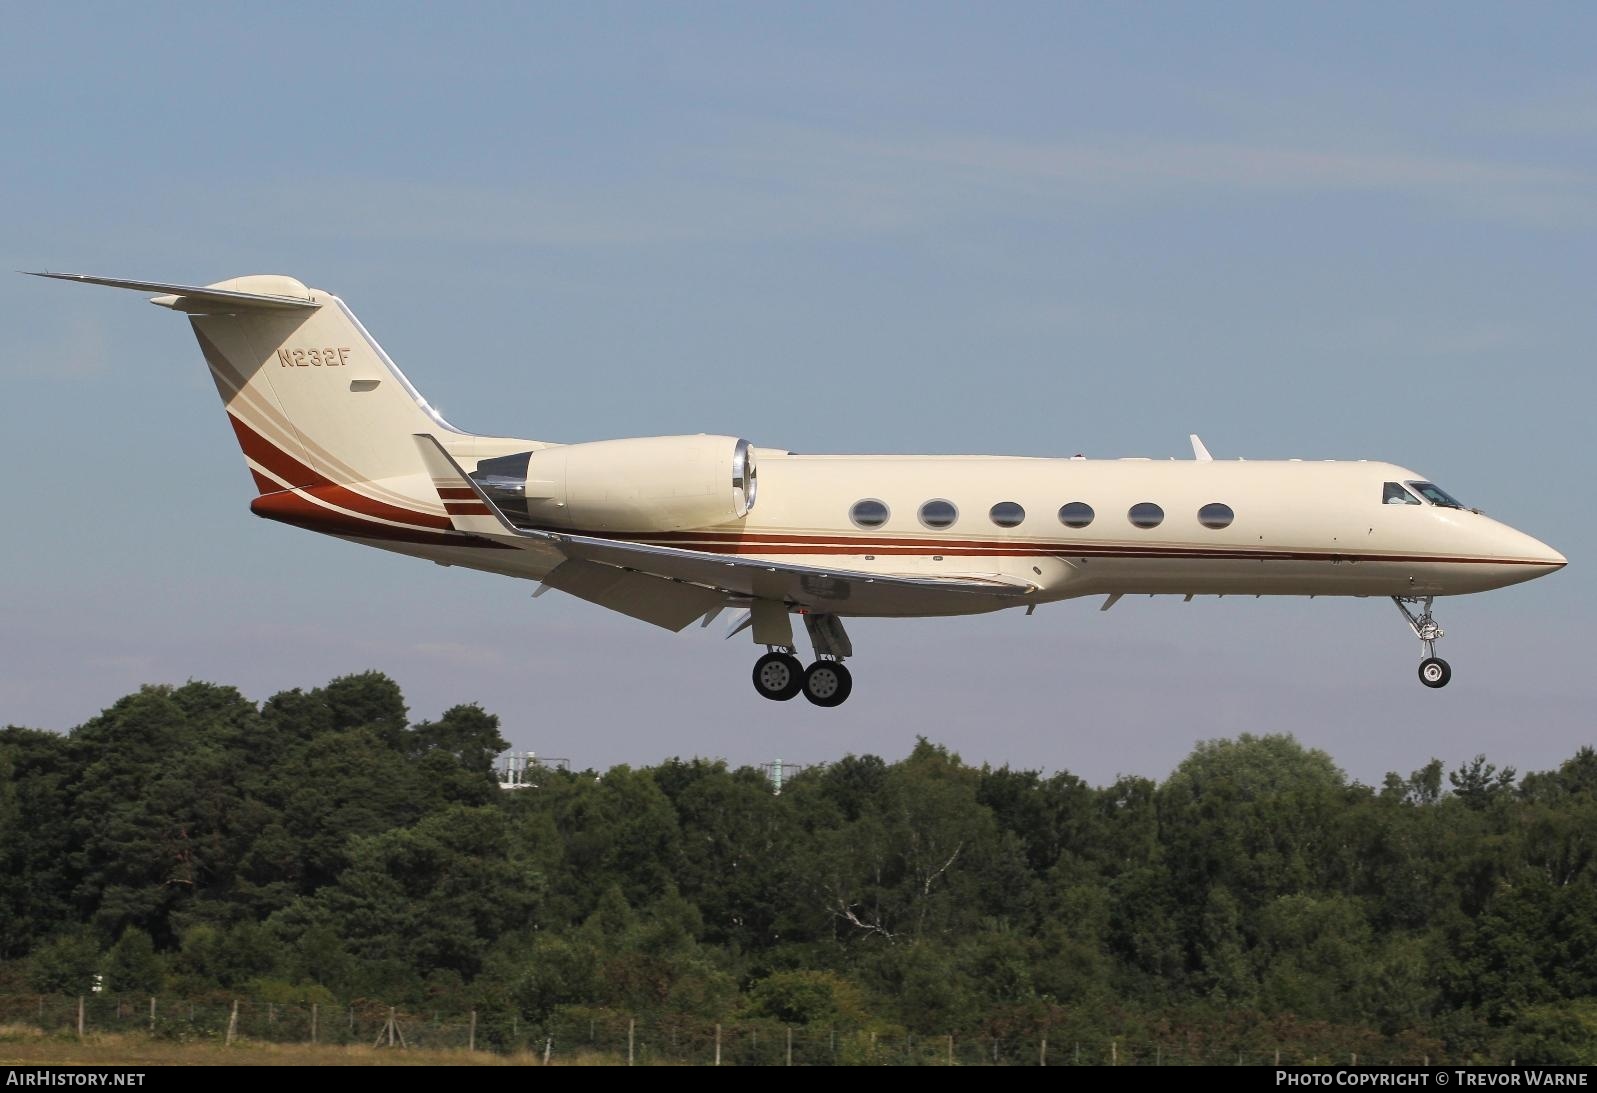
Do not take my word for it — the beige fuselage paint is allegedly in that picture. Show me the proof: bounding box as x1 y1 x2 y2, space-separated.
689 454 1559 605
353 446 1565 616
51 272 1565 620
197 281 1560 615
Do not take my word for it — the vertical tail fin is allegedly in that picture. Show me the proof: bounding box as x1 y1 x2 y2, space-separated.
179 276 458 496
33 272 479 538
31 272 543 545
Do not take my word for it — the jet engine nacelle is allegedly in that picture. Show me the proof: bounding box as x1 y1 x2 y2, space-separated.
471 435 757 532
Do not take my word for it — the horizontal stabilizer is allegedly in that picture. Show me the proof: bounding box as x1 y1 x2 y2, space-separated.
24 272 318 311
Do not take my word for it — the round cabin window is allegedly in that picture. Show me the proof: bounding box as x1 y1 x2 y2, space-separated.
919 499 958 530
1128 502 1164 529
850 499 890 529
989 501 1025 528
1058 502 1095 529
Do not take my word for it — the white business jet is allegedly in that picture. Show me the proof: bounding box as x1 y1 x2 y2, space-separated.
32 273 1566 707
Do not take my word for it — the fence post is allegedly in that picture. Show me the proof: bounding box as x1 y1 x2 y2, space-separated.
349 1004 354 1037
1351 1053 1358 1066
543 1038 551 1065
787 1026 793 1067
468 1009 475 1052
714 1023 721 1067
1111 1038 1117 1066
1276 1048 1281 1066
77 996 84 1041
388 1007 397 1048
1040 1035 1047 1067
149 996 156 1034
311 1002 318 1045
628 1017 635 1066
226 1000 238 1046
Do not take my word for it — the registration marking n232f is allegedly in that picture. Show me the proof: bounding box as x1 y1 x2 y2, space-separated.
277 347 351 367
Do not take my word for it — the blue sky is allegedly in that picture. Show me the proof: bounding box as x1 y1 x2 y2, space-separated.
3 3 1592 786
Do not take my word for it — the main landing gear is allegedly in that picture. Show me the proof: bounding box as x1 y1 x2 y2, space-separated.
1393 596 1451 689
752 650 854 706
752 651 803 701
749 610 855 707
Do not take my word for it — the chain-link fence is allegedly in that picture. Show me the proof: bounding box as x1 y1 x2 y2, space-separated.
0 995 1457 1065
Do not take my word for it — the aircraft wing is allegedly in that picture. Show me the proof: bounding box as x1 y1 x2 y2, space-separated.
414 435 1037 628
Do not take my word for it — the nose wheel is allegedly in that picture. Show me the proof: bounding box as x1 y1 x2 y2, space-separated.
1394 596 1451 689
1419 657 1451 689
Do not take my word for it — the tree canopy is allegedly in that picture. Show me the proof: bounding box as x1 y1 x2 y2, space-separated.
1 674 1592 1062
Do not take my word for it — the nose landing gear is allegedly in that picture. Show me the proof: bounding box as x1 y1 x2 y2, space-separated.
1393 596 1450 689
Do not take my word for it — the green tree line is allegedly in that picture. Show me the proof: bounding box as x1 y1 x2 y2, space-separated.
2 673 1594 1062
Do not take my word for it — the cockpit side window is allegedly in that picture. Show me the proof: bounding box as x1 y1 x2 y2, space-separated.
1383 482 1421 506
1408 481 1464 509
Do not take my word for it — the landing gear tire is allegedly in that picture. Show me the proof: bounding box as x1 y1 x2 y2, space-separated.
1394 597 1452 692
752 652 804 701
1418 657 1452 689
802 661 853 708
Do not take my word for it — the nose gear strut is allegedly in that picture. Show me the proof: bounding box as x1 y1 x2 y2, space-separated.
1393 596 1451 689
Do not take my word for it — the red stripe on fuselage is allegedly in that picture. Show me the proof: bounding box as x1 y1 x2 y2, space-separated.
528 525 1552 567
250 489 514 549
227 413 454 530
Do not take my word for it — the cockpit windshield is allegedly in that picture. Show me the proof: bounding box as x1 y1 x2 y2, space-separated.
1408 481 1465 509
1383 482 1421 505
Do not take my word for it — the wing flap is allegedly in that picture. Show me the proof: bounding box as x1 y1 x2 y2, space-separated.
539 558 722 631
558 534 1033 615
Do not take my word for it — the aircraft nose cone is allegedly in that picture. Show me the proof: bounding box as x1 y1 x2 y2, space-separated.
1514 531 1565 568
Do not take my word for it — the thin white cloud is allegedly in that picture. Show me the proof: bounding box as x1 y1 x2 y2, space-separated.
727 128 1597 227
1478 84 1597 139
226 126 1597 247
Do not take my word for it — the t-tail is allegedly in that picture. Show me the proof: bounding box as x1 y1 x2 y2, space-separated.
26 272 538 546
